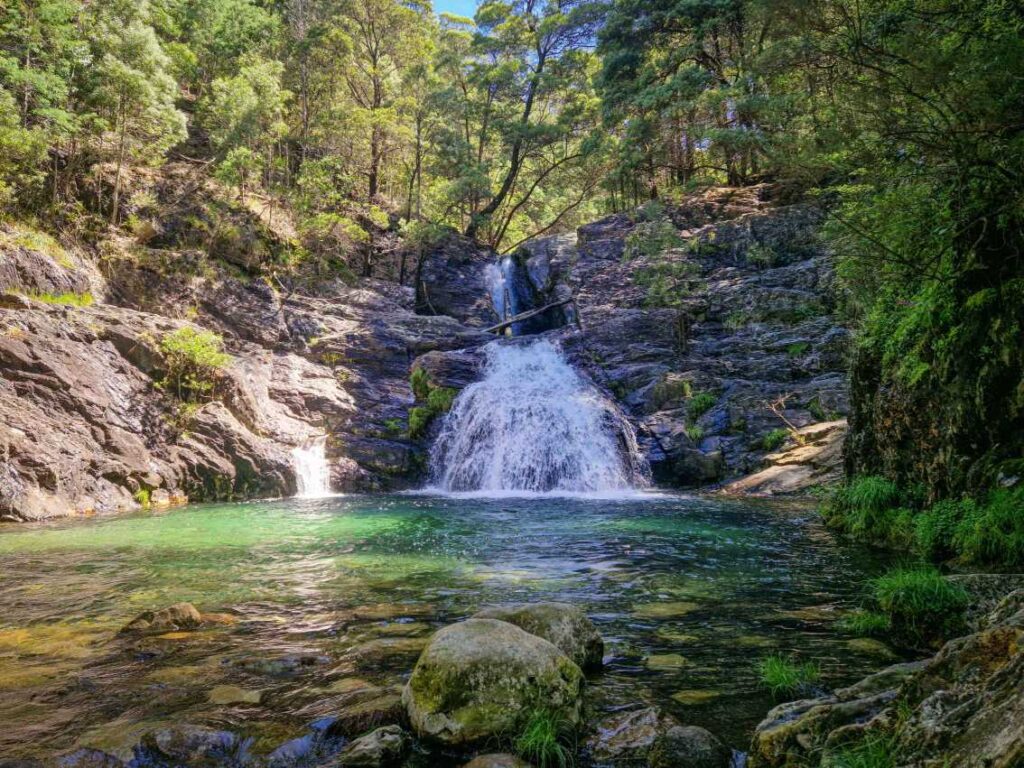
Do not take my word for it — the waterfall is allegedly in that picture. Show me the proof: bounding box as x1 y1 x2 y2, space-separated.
429 340 649 494
292 436 331 498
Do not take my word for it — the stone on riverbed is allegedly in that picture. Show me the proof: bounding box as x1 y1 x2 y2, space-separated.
335 725 409 767
473 602 604 670
121 603 202 634
403 618 584 746
326 686 407 738
585 707 729 767
133 724 252 765
461 755 532 768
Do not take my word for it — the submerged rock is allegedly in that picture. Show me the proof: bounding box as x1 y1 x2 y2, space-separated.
461 755 532 768
335 725 409 767
649 725 730 768
133 725 252 766
326 686 407 739
121 603 202 634
473 602 604 670
403 618 584 746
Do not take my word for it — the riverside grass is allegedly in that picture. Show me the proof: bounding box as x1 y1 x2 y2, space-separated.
757 654 820 698
515 708 575 768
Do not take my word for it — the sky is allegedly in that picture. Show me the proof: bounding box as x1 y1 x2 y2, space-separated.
434 0 477 19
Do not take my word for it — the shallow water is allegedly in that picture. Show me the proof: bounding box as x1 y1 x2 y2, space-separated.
0 493 899 760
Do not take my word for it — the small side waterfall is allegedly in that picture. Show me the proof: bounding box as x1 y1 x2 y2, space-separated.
430 340 649 494
292 436 331 498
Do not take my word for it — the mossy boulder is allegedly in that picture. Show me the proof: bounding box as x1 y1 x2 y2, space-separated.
402 618 584 746
473 602 604 670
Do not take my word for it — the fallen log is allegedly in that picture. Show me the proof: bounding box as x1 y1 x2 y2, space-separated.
484 298 576 334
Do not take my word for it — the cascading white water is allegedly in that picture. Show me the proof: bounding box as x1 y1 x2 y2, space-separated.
292 436 331 498
430 340 649 493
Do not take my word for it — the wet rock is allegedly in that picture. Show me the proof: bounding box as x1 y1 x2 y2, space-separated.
403 618 584 746
208 685 262 705
335 725 409 767
748 660 925 767
416 233 498 326
585 706 673 763
649 725 730 768
461 755 532 768
474 602 604 670
133 724 253 766
55 749 124 768
121 603 202 634
327 687 407 739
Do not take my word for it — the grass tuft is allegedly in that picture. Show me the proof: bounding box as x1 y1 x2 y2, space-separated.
687 392 717 419
837 610 891 637
827 735 899 768
760 428 789 451
869 566 967 645
515 708 575 768
757 654 820 699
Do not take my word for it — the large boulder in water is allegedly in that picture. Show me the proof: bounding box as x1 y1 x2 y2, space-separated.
402 618 584 746
473 603 604 670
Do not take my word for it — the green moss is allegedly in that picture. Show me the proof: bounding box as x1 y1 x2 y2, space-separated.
760 428 790 451
515 707 575 768
757 654 820 699
687 392 717 419
786 341 811 357
869 566 968 645
382 418 404 435
22 291 94 306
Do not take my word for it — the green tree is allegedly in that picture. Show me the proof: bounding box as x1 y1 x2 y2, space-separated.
84 0 186 223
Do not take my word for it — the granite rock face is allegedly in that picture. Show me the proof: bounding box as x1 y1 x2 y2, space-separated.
0 206 492 520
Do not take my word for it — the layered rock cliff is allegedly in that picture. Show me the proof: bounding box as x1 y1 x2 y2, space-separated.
1 181 848 520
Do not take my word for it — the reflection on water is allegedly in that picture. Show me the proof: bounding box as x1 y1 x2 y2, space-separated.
0 494 898 760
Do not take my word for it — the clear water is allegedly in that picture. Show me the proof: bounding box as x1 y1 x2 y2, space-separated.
0 493 898 761
430 340 649 492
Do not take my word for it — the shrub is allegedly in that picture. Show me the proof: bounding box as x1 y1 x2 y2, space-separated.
515 708 575 768
761 428 790 451
159 327 231 402
953 487 1024 567
838 610 891 637
624 218 683 261
870 566 968 645
914 498 973 561
687 392 717 419
757 654 820 699
427 386 457 413
410 368 431 400
408 407 433 440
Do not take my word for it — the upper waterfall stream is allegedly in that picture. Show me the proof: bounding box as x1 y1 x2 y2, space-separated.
429 339 649 494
